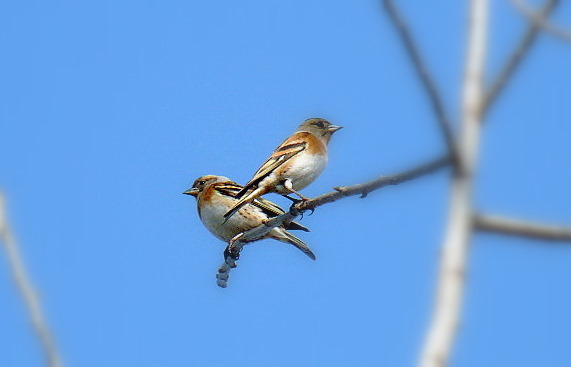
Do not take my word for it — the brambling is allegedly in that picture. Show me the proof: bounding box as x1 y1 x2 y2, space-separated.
223 118 342 220
183 175 316 260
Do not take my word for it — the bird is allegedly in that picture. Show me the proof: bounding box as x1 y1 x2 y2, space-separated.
183 175 316 260
223 118 342 220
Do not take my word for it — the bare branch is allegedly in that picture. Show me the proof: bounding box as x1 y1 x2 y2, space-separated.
420 0 488 366
0 192 63 367
510 0 571 42
216 155 451 287
382 0 458 163
298 155 451 210
483 0 559 115
216 212 297 288
474 214 571 242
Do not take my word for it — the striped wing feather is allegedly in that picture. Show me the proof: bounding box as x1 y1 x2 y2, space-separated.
234 136 307 198
214 183 309 232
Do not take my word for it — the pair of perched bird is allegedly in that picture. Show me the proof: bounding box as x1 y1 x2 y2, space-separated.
184 118 342 260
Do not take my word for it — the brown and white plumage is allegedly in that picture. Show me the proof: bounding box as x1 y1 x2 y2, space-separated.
183 175 316 260
223 118 342 220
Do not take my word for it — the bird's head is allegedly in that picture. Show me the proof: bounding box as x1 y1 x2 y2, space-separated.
298 118 343 142
183 175 230 197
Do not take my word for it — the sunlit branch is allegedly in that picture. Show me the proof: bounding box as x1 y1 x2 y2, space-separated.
0 192 63 367
419 0 488 366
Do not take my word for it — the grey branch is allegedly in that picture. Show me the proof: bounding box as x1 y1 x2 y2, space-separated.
483 0 559 115
382 0 458 163
297 155 451 210
510 0 571 42
216 212 297 288
0 193 63 367
216 155 451 287
474 214 571 242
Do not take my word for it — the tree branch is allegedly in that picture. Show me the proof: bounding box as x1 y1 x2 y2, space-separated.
483 0 559 115
382 0 458 164
216 212 297 288
0 192 63 367
510 0 571 42
298 155 451 210
420 0 488 365
474 213 571 242
216 155 451 287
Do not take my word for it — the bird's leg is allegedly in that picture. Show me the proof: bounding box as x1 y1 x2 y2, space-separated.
282 179 316 217
283 179 309 201
224 233 244 265
282 194 307 218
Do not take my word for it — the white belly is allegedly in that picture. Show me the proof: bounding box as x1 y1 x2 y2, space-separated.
198 196 265 242
283 152 327 191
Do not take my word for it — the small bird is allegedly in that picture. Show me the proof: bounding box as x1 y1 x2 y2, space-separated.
183 175 316 260
223 118 342 220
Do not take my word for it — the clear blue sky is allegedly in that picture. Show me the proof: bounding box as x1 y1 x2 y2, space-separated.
1 1 570 366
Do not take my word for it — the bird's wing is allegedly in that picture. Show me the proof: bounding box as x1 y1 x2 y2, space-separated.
213 182 242 197
216 182 309 232
251 196 285 216
252 196 310 232
234 135 307 199
284 221 310 232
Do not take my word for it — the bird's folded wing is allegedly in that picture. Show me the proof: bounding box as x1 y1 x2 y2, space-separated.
216 182 309 232
213 182 242 197
252 197 310 232
252 196 285 215
235 137 307 198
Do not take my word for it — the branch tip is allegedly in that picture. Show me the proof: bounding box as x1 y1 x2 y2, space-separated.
484 0 559 115
383 0 458 163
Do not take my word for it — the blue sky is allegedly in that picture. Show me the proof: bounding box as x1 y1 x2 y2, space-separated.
1 0 570 366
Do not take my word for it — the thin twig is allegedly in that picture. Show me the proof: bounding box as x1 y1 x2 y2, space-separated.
483 0 559 115
510 0 571 42
298 155 451 210
216 212 297 288
216 155 451 287
382 0 458 164
474 214 571 242
419 0 488 366
0 192 63 367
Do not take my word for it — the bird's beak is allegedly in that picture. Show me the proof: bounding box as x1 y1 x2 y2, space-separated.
327 125 343 133
183 188 200 197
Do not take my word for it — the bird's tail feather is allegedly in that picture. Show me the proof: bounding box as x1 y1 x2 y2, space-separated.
272 228 316 260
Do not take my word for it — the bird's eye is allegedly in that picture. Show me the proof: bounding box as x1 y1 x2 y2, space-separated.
199 180 206 185
313 121 325 128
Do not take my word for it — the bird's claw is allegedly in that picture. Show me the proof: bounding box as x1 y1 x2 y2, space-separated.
299 207 315 218
288 199 315 219
224 245 240 262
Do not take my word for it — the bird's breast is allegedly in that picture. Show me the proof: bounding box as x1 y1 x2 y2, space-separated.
198 193 267 242
283 151 328 191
